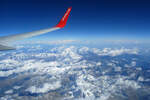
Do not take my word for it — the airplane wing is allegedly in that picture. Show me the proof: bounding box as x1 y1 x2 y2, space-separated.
0 7 72 51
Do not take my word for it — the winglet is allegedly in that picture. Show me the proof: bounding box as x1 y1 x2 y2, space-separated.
55 7 72 28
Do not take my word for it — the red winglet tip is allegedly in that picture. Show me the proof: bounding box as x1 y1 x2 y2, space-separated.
55 7 72 28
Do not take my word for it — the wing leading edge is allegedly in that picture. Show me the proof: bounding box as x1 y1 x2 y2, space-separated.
0 7 72 51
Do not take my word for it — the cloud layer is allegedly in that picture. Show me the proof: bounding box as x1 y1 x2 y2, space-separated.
0 43 149 100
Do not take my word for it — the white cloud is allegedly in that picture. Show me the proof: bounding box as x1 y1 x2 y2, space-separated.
96 62 102 66
114 66 122 72
107 62 115 66
117 77 141 89
76 71 141 99
105 48 138 56
136 67 142 71
0 44 144 99
5 90 13 94
79 47 89 54
13 86 21 90
0 60 61 77
61 46 82 61
0 59 21 70
131 61 136 66
34 53 58 58
124 64 130 68
26 81 61 93
138 76 144 82
91 48 138 56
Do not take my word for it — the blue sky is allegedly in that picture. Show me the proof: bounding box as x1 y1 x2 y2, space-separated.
0 0 150 41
